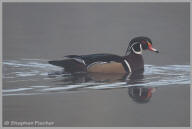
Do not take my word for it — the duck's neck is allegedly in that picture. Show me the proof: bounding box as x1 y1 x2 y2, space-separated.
124 51 144 73
125 50 143 56
132 47 142 55
125 43 143 56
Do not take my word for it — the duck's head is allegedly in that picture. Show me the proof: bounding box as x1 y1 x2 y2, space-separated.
125 36 159 55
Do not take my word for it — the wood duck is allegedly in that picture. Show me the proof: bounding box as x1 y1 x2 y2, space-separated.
49 36 159 74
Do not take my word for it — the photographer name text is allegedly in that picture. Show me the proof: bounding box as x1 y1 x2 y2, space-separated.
4 120 54 126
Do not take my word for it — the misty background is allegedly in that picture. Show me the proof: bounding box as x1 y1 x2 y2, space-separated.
3 3 190 65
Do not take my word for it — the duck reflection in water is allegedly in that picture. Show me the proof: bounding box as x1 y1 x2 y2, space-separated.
128 86 156 103
126 73 156 103
49 72 156 103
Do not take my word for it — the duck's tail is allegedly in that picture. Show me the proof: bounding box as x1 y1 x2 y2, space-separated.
48 59 87 73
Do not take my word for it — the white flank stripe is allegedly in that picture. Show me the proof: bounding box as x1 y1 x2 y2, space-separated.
124 60 132 73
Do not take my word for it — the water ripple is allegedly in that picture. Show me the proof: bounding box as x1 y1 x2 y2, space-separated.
3 59 190 96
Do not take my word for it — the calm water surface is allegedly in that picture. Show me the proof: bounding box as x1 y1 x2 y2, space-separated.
3 59 190 96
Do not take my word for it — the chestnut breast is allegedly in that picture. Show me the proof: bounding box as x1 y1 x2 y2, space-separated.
124 53 144 73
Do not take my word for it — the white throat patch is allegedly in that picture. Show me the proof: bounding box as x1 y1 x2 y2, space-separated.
132 44 143 55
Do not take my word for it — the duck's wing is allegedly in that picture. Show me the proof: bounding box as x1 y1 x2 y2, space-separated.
48 54 124 73
65 53 124 66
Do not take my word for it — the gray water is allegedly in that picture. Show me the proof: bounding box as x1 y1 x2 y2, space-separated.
3 59 190 96
2 59 191 126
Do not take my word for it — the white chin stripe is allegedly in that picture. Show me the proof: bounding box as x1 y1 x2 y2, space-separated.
132 44 143 55
124 60 132 73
